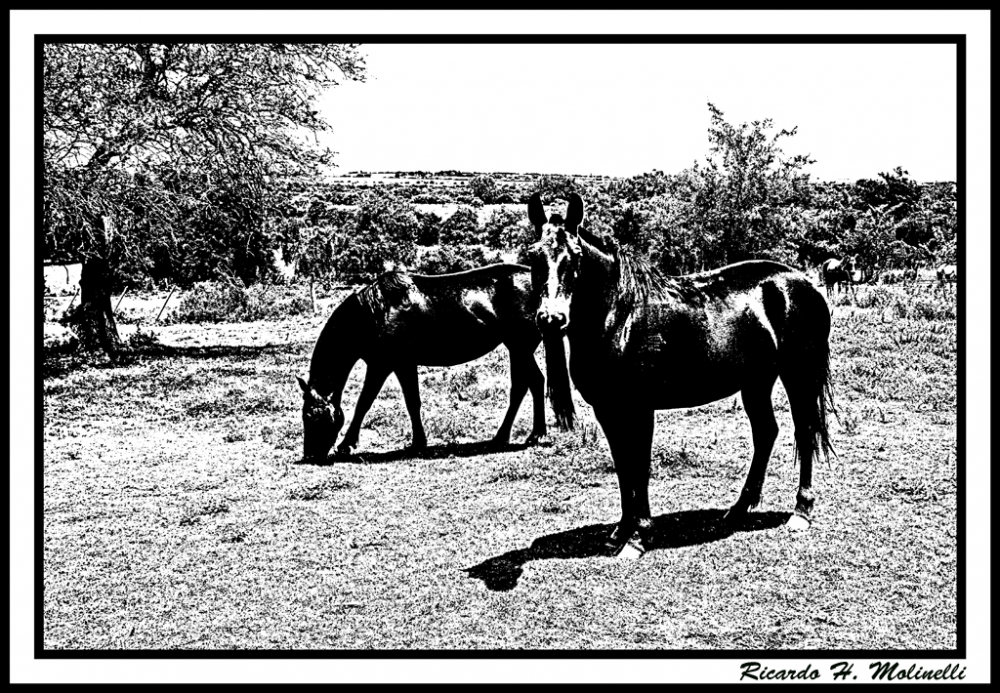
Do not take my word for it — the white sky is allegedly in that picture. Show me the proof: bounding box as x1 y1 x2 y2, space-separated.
319 42 957 182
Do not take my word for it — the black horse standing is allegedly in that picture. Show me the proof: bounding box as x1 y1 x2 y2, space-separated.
298 265 547 460
820 256 856 298
527 193 835 555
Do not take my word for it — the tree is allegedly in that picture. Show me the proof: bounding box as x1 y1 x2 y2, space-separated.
438 206 482 246
335 187 418 277
527 175 581 204
43 43 366 359
415 210 443 246
470 174 499 204
483 206 531 253
690 103 815 265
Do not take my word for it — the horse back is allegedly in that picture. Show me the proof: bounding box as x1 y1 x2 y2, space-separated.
821 258 851 283
577 261 827 407
373 264 537 364
408 263 534 322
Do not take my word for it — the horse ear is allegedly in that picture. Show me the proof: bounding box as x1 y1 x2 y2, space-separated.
566 193 584 230
296 376 310 395
527 192 547 232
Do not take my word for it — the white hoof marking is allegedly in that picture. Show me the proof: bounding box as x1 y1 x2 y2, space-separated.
786 514 811 531
616 534 646 559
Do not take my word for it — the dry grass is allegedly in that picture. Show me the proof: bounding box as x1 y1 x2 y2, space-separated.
41 284 957 650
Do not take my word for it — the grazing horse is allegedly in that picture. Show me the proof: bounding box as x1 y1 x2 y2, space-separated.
820 256 856 298
297 265 547 460
936 264 957 286
526 193 835 556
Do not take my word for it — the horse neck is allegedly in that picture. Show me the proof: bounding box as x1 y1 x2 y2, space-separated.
569 238 619 337
308 296 366 405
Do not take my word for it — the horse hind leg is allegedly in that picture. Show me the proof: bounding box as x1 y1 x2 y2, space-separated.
522 349 546 444
490 348 528 447
777 353 836 530
492 345 546 447
725 377 779 521
396 364 428 452
782 379 827 530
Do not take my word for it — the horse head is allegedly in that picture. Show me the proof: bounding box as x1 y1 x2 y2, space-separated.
297 375 345 461
527 192 585 334
525 193 581 430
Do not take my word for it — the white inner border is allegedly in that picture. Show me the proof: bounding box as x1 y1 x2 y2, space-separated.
11 9 990 684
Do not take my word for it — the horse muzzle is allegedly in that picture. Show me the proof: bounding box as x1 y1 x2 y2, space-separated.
301 438 335 463
536 308 569 333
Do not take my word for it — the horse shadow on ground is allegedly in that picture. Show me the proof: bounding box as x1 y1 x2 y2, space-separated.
298 439 544 466
465 509 789 591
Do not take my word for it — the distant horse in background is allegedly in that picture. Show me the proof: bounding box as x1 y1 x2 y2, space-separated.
527 193 835 556
856 259 880 285
298 265 547 460
821 256 856 299
936 264 957 288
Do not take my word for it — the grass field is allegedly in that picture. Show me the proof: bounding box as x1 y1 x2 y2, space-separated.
41 282 958 650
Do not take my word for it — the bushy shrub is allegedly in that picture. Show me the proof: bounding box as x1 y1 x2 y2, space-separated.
170 281 313 323
438 206 482 246
453 194 481 207
127 326 161 349
483 207 533 252
416 211 442 246
470 174 499 204
416 245 501 275
334 187 418 276
852 286 955 321
412 192 449 204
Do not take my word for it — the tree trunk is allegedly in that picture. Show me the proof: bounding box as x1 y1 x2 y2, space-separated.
75 257 122 361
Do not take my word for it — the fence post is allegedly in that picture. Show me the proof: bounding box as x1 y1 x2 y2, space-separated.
113 286 130 314
156 287 177 322
64 287 80 314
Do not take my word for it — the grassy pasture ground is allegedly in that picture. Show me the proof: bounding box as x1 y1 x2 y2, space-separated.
42 282 957 650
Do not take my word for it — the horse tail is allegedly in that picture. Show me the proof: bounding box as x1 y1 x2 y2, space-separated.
777 278 837 465
814 339 837 464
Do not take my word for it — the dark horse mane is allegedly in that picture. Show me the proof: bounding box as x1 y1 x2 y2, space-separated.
353 271 415 320
310 272 414 389
577 226 680 305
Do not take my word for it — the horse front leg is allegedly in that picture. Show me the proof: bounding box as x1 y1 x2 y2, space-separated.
594 405 655 557
396 364 427 453
337 364 391 455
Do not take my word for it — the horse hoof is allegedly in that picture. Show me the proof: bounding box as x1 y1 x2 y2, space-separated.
523 432 544 446
486 437 510 450
616 533 646 559
723 505 747 521
336 444 356 456
786 514 811 531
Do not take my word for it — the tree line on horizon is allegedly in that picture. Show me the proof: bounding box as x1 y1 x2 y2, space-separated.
43 43 956 362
